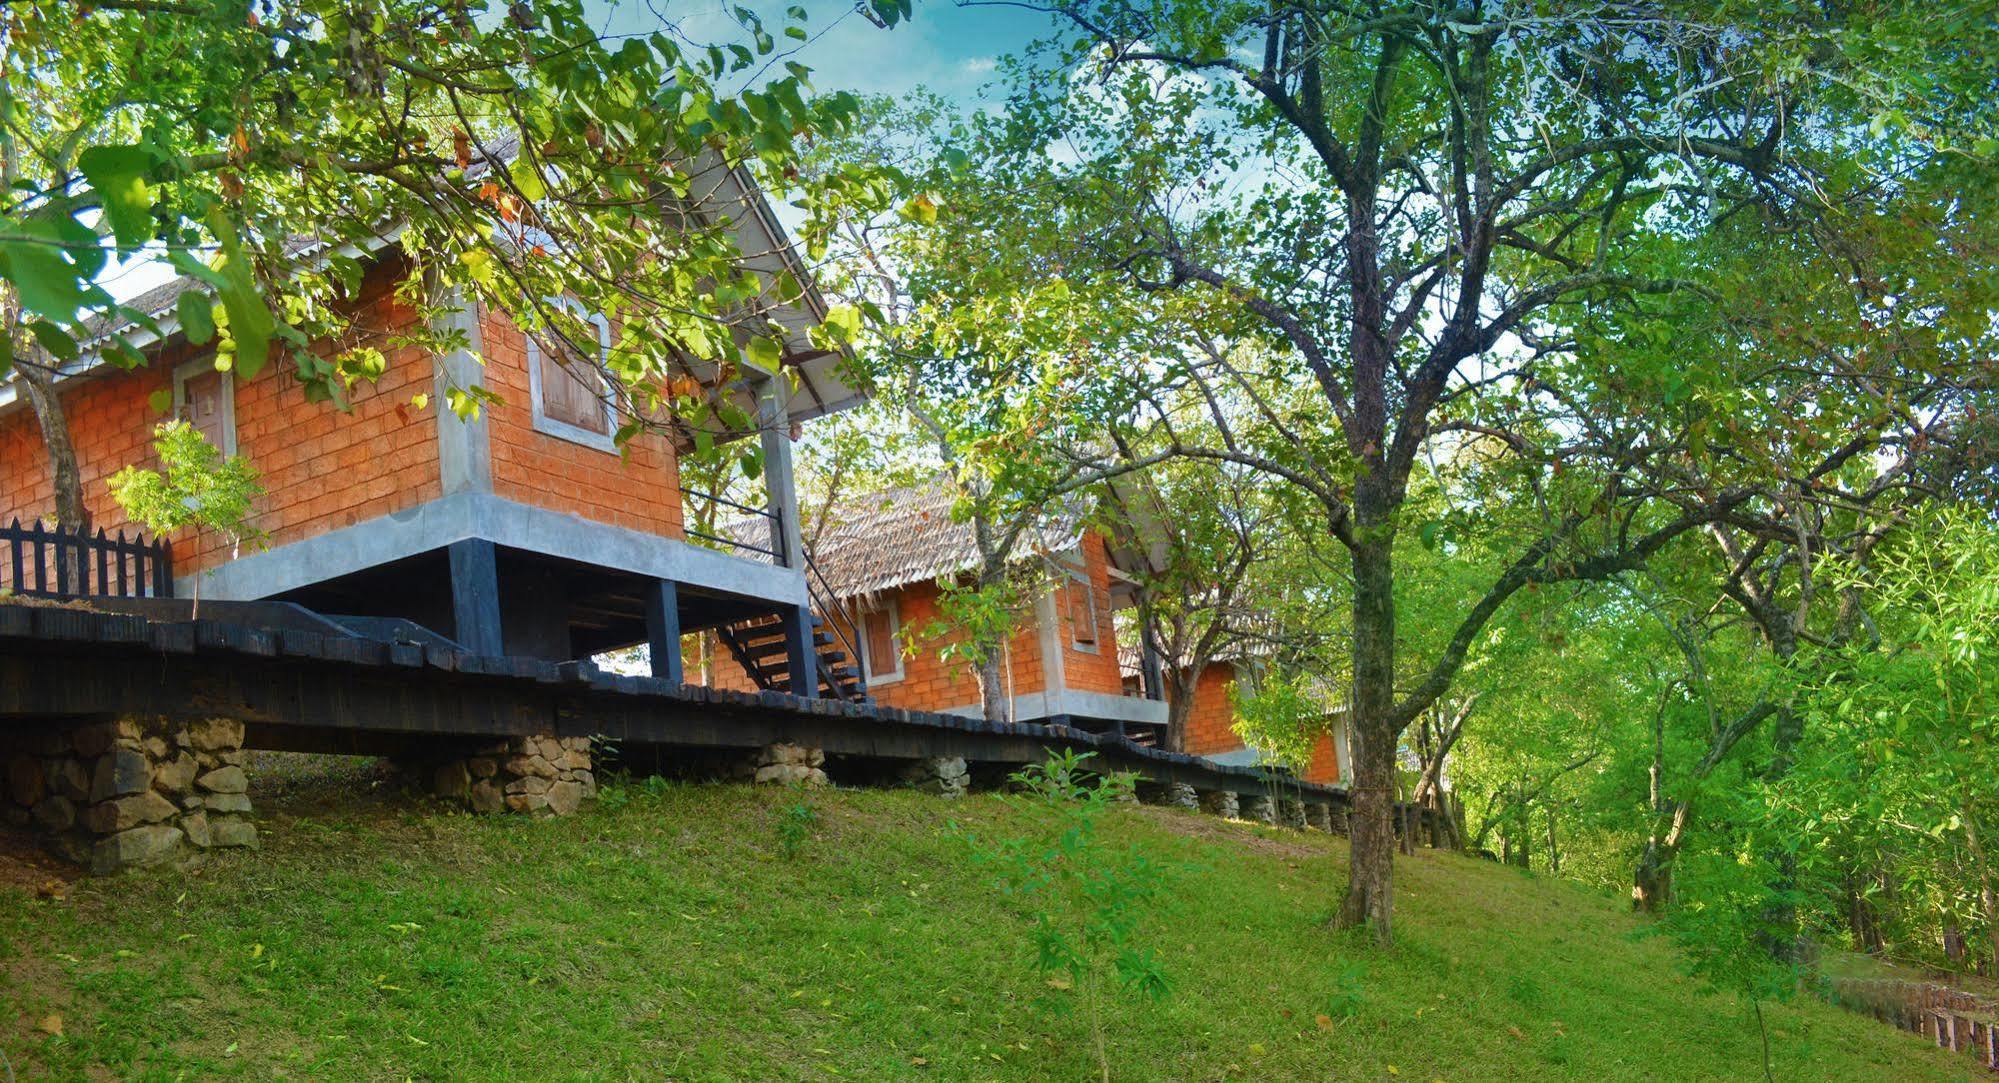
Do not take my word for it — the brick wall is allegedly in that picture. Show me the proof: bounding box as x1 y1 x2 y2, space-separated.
694 576 1053 712
1174 661 1342 784
478 304 683 538
1055 531 1127 697
0 257 441 579
1181 662 1244 756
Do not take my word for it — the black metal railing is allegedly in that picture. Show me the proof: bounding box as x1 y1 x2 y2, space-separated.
2 519 173 600
803 544 868 699
679 485 783 565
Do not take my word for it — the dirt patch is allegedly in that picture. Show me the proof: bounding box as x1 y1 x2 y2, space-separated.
0 827 78 897
1131 803 1336 859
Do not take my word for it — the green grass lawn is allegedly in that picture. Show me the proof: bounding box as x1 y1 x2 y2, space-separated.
0 769 1972 1081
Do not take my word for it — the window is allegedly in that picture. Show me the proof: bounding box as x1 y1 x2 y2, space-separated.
525 296 617 451
1068 578 1099 652
861 602 903 683
172 360 235 455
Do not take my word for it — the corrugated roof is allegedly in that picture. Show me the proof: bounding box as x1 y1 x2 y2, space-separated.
787 476 1088 600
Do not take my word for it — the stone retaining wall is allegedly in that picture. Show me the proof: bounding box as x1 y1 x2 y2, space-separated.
421 733 596 815
1 714 256 873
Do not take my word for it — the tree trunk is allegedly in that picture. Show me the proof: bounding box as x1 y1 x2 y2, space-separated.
1160 662 1196 755
976 651 1008 724
1334 537 1397 943
1634 840 1673 913
1762 694 1804 961
16 359 91 536
1545 805 1560 876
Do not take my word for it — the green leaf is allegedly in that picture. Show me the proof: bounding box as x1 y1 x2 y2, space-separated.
0 218 100 321
510 158 548 203
149 388 174 414
27 321 79 361
178 291 216 345
206 208 276 380
822 304 862 343
77 145 157 252
745 335 783 373
900 192 939 225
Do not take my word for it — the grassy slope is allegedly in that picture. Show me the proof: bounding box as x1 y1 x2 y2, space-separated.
0 777 1973 1082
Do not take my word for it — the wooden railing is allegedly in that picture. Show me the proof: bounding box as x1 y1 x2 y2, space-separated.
1829 975 1999 1070
1 520 173 600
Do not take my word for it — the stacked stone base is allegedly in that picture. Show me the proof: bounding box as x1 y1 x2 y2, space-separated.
1147 782 1198 809
899 756 968 798
425 734 594 816
1242 795 1278 825
1200 789 1240 820
1279 798 1308 830
1306 803 1334 832
737 742 827 787
2 715 255 873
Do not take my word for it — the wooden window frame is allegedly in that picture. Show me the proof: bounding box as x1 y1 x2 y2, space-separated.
1068 576 1100 654
525 295 618 453
171 357 237 456
861 600 904 685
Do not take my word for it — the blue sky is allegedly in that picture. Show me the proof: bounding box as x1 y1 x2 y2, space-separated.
103 3 1054 302
593 1 1058 103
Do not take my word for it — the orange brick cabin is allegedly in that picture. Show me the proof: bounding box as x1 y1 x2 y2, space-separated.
1 169 860 693
1138 657 1348 785
701 479 1172 739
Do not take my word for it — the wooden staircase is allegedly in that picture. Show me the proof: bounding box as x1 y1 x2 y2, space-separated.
716 611 867 701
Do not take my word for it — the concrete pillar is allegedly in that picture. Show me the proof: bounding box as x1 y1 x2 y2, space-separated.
1243 795 1278 825
900 755 968 798
645 579 684 684
1199 789 1240 820
2 714 255 874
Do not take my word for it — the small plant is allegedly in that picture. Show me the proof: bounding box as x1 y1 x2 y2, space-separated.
108 418 263 617
775 799 818 860
1325 960 1369 1021
959 749 1174 1082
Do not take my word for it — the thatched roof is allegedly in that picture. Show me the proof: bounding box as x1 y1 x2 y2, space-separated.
790 477 1088 601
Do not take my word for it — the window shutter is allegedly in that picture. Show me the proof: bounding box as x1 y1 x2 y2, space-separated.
180 370 227 449
865 610 898 678
537 327 610 435
1069 580 1097 647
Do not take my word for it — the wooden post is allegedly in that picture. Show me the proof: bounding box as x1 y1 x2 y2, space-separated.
448 538 505 656
644 579 683 684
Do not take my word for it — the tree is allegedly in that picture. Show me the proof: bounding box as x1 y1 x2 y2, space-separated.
108 418 262 616
1 0 908 531
1096 440 1328 753
861 0 1983 943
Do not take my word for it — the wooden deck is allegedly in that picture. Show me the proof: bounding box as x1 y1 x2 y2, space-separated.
0 602 1381 809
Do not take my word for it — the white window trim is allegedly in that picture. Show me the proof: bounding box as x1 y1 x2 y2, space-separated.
861 600 905 685
171 358 237 456
524 295 619 453
1068 574 1100 654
